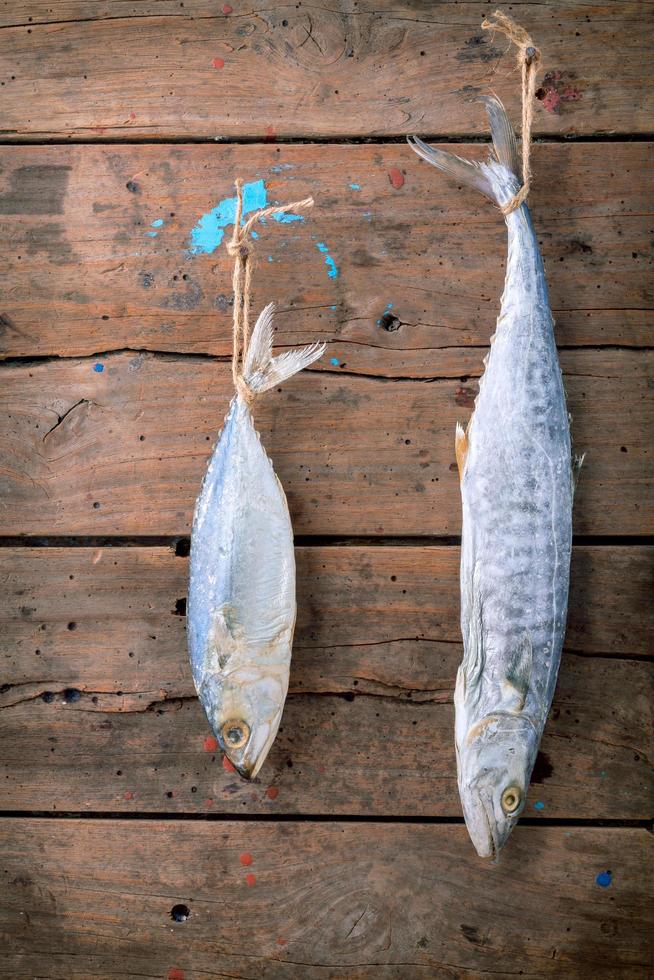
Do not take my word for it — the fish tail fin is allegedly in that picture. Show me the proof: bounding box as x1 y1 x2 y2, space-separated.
408 96 521 209
242 303 326 395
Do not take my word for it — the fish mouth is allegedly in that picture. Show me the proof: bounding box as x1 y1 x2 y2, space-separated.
479 795 499 863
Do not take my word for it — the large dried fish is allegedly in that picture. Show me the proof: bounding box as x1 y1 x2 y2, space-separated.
409 97 581 858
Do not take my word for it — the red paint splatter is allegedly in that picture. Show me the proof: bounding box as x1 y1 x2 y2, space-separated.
265 125 277 143
203 798 214 808
388 167 405 190
222 3 233 12
129 112 136 121
240 852 253 866
223 755 236 773
245 872 256 886
204 734 218 753
266 786 279 800
212 57 225 69
276 938 288 946
536 70 583 115
168 969 185 980
123 790 134 801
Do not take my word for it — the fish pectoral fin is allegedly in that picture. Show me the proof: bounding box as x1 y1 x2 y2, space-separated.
572 452 585 496
500 634 532 713
455 421 469 482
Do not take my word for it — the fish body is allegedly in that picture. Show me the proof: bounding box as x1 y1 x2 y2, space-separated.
188 304 325 779
410 98 578 858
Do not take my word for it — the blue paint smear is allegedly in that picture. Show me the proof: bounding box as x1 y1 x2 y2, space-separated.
315 241 338 279
330 357 340 366
146 230 158 237
93 363 104 373
533 801 545 811
151 218 164 228
251 229 259 239
268 255 273 262
330 304 337 311
596 871 612 888
189 179 304 254
350 182 361 190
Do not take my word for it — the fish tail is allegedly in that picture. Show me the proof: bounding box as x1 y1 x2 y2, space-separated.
242 303 326 395
407 96 521 209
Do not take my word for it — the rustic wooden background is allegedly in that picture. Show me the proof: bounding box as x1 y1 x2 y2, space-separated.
1 2 652 978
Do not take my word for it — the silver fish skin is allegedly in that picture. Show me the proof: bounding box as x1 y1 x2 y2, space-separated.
188 304 325 779
409 98 580 859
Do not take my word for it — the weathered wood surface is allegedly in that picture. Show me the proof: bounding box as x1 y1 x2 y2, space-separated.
0 143 651 362
2 819 652 979
0 2 652 139
1 546 651 816
0 349 650 536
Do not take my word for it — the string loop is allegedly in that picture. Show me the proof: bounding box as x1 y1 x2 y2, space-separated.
482 10 541 215
227 179 314 407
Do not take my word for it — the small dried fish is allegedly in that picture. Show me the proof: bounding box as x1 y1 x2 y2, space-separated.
188 189 325 779
409 97 581 858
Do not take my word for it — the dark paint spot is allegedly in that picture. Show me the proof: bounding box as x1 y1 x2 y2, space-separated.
67 621 77 631
173 597 187 617
416 936 429 949
170 904 190 922
64 688 82 703
461 924 481 944
163 281 203 311
0 165 72 215
456 36 501 64
141 271 154 288
126 181 140 194
25 223 76 265
42 691 55 703
455 386 477 408
379 310 401 332
531 751 554 784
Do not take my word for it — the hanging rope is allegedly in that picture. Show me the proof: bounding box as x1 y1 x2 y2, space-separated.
226 179 314 404
482 10 541 215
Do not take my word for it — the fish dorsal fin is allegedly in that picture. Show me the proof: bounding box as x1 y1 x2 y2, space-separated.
499 634 532 713
460 564 485 708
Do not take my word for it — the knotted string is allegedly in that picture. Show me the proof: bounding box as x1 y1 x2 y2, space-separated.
226 178 314 406
482 10 541 215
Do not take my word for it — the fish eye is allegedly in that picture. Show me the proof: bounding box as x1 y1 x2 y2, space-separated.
221 719 250 749
501 786 522 815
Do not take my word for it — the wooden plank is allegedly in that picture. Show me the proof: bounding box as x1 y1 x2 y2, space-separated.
0 349 650 536
1 547 651 816
0 142 651 361
0 2 651 138
2 819 652 978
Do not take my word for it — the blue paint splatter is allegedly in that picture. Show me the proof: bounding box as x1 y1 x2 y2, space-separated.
350 182 361 190
146 230 158 238
363 211 372 221
330 304 337 311
267 255 273 262
315 241 338 279
596 871 612 888
330 357 340 366
251 229 259 239
93 363 104 373
533 801 545 811
151 218 164 228
189 179 305 254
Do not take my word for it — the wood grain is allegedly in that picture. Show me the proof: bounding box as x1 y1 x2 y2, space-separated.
1 547 651 816
0 2 651 139
0 142 651 362
2 819 652 978
0 349 650 536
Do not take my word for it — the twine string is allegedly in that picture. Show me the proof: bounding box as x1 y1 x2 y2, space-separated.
482 10 541 215
226 179 314 405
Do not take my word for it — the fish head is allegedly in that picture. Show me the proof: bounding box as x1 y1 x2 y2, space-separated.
205 668 288 781
457 713 537 860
